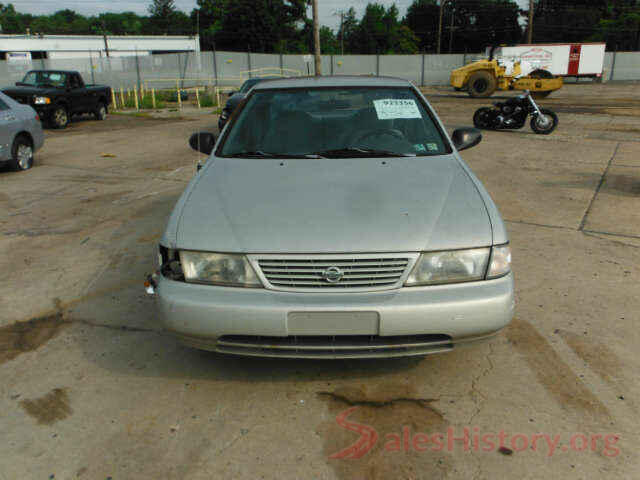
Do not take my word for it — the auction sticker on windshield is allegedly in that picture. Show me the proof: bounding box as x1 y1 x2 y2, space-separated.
373 99 421 120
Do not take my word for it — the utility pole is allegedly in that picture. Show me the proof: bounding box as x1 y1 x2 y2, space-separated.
340 12 344 55
102 21 110 57
437 0 444 54
527 0 534 44
333 10 345 55
312 0 322 75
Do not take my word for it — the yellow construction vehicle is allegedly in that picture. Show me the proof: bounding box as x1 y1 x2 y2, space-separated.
450 58 563 98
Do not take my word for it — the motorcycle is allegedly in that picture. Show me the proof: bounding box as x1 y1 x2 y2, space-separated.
473 90 558 135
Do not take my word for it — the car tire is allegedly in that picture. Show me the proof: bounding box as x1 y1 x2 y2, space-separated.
467 71 497 98
51 106 70 129
10 135 34 171
94 102 108 121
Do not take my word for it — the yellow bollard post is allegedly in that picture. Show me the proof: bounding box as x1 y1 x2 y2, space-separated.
134 85 139 111
195 88 201 109
152 88 156 109
120 87 125 108
141 82 145 98
215 88 220 109
111 88 118 110
176 81 182 110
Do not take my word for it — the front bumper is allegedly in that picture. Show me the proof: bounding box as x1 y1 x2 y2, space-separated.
33 105 57 122
155 272 515 358
31 123 45 153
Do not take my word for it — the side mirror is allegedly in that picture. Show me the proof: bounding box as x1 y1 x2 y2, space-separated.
189 132 216 155
451 127 482 151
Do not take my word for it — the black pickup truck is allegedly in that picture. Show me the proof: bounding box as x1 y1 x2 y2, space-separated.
2 70 111 129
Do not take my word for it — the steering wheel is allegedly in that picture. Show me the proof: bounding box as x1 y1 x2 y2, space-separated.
350 128 405 146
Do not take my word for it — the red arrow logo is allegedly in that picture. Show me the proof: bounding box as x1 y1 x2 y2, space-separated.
329 407 379 459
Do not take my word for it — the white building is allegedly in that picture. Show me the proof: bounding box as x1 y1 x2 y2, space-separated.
0 34 200 61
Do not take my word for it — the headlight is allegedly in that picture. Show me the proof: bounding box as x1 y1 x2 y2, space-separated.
487 244 511 279
405 248 490 286
179 251 262 287
34 96 51 105
405 245 511 286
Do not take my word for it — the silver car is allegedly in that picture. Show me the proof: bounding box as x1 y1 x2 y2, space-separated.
151 76 514 359
0 91 44 171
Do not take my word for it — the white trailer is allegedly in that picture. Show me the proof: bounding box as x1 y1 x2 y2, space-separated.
487 43 606 78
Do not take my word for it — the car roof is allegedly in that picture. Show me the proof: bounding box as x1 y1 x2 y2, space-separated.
27 70 77 74
252 75 412 90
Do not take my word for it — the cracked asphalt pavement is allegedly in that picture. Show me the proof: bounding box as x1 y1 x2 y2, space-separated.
1 83 639 479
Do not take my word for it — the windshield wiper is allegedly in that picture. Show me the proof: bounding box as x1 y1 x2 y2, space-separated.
227 151 322 158
311 148 414 158
228 151 274 158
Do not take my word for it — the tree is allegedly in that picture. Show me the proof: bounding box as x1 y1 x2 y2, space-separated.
0 0 638 53
529 0 640 50
529 0 608 43
209 0 309 53
434 0 522 53
0 3 26 33
403 0 440 52
591 8 640 50
320 26 339 54
92 12 145 35
191 0 226 50
338 7 359 54
148 0 177 34
351 3 419 54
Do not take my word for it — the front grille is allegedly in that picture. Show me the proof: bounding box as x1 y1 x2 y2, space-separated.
254 255 415 291
216 334 453 359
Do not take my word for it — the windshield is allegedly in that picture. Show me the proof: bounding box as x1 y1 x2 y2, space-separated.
21 71 67 88
219 87 449 158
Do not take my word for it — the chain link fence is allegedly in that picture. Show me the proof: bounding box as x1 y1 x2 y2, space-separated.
1 50 637 93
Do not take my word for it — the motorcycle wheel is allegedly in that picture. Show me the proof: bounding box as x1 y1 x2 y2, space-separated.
530 108 558 135
473 107 493 129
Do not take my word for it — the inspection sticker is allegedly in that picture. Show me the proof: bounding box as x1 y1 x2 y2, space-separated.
373 99 421 120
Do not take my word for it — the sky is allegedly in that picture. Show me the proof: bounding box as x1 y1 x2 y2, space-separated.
9 0 530 30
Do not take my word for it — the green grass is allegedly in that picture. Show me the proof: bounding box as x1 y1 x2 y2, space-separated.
155 90 175 103
140 94 166 109
123 95 136 109
199 92 216 108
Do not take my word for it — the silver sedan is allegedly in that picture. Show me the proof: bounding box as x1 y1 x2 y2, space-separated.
0 91 44 171
150 76 514 359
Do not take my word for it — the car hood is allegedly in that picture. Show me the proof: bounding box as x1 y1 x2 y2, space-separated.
176 155 492 253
